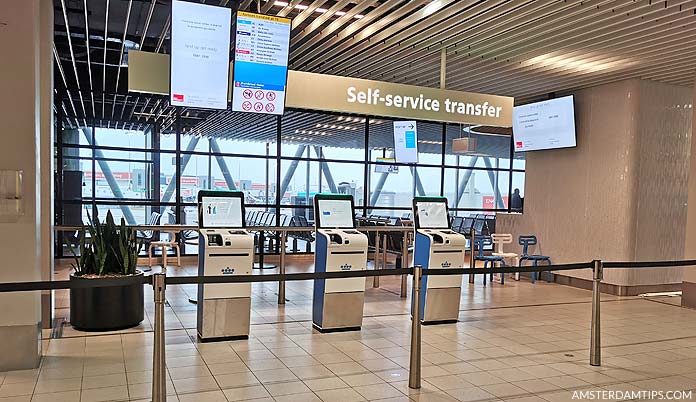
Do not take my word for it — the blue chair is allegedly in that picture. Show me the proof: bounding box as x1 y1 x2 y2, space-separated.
518 235 552 283
474 236 507 285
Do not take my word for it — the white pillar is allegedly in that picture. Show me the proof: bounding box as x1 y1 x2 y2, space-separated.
0 0 53 370
683 78 696 308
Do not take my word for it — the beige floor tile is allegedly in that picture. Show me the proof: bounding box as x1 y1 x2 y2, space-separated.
263 381 310 396
126 381 177 399
252 367 297 384
177 390 227 402
206 362 250 376
172 376 220 394
410 390 461 401
273 392 322 402
303 376 348 392
510 379 560 394
79 385 128 402
427 375 475 391
167 365 212 380
34 377 82 394
81 372 126 390
354 383 404 400
214 371 260 389
480 383 528 399
325 362 369 376
222 384 270 401
30 390 80 402
543 376 590 390
3 370 39 385
341 373 385 387
315 387 366 402
0 382 36 398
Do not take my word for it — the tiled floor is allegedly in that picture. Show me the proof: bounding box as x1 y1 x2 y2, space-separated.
5 259 696 401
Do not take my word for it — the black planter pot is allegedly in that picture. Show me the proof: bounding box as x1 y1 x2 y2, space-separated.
70 272 145 331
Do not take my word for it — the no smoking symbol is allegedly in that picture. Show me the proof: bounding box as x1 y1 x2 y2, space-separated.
254 102 263 112
265 103 275 112
266 92 276 101
254 90 264 100
241 101 252 111
242 89 253 99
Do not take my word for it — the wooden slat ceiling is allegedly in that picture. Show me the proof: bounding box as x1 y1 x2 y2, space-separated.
54 0 696 135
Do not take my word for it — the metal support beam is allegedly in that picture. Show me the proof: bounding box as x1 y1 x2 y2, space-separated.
160 136 200 213
482 158 505 209
313 146 338 193
209 138 237 190
368 151 394 213
456 156 479 206
81 128 137 224
278 145 307 200
410 167 426 196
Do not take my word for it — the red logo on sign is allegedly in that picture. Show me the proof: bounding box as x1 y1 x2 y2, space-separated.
173 93 184 102
266 92 276 101
254 90 264 100
242 101 252 111
235 82 240 87
516 141 523 148
254 102 263 112
243 89 253 99
265 103 275 113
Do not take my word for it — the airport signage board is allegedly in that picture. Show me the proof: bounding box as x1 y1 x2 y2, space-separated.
231 12 291 115
130 52 514 126
286 71 514 126
170 0 232 110
393 121 419 164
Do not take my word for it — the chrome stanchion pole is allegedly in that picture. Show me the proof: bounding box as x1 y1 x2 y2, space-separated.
409 265 422 389
152 273 167 402
400 231 409 298
373 231 380 288
468 228 476 284
590 259 603 366
278 230 286 305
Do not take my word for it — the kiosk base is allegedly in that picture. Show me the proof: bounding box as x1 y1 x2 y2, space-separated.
198 297 251 341
198 334 249 343
422 287 461 324
313 291 364 332
312 324 362 333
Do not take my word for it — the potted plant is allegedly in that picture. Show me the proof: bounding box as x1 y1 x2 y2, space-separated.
66 210 145 331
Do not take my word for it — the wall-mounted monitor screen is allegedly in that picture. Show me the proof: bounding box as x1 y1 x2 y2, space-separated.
413 198 450 230
170 0 231 110
314 195 355 229
231 12 291 115
512 95 576 152
198 191 245 228
393 120 418 163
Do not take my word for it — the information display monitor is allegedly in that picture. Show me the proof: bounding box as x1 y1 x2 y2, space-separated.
231 11 291 115
512 95 576 152
198 191 246 228
413 197 450 230
170 0 232 110
314 194 356 229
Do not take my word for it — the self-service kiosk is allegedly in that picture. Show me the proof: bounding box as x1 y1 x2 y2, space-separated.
312 194 368 332
412 197 466 324
197 191 253 341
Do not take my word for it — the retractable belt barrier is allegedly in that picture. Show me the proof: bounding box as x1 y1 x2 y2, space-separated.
2 258 696 401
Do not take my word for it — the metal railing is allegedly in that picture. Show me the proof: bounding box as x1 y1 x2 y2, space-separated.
1 257 695 401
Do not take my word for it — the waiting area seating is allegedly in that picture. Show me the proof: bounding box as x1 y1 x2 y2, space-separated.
519 235 553 283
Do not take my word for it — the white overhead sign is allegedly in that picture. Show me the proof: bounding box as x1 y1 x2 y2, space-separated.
231 12 291 115
170 1 231 110
393 121 418 164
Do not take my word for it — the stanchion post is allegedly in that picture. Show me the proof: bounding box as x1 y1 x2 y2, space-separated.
468 228 476 284
373 231 380 288
409 265 422 389
590 259 603 367
400 231 409 298
278 230 286 305
152 273 167 402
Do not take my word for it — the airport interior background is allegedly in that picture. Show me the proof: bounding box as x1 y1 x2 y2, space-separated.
3 0 696 401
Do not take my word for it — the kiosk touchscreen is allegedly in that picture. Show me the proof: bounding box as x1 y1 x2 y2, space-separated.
312 194 368 332
197 191 253 341
412 197 466 324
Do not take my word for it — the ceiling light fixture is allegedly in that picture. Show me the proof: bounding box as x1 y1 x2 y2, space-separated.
423 1 442 17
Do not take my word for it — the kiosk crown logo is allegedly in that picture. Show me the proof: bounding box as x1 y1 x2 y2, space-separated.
339 264 352 271
441 261 452 268
221 267 235 275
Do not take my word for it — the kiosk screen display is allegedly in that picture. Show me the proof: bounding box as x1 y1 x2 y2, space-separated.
316 199 354 229
201 196 243 228
415 201 449 229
